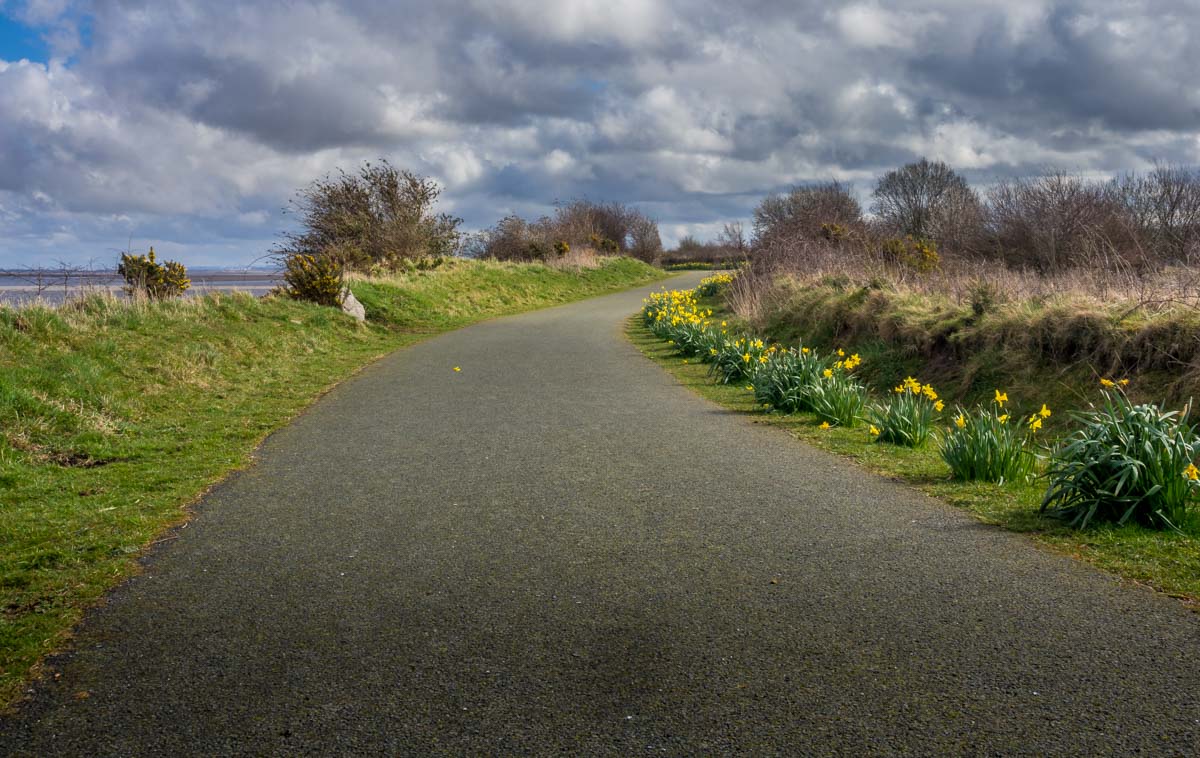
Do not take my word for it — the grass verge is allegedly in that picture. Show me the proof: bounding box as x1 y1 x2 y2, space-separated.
0 256 665 707
627 314 1200 609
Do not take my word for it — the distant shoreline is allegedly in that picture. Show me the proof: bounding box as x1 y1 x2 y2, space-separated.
0 269 284 306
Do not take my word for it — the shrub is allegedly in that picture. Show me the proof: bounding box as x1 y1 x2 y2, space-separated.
867 376 943 447
282 252 345 307
1041 386 1200 529
879 236 940 273
940 393 1047 483
278 160 462 272
117 247 190 300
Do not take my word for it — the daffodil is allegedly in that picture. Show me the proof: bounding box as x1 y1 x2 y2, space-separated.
453 366 461 372
819 421 831 430
1039 404 1051 418
1028 417 1042 432
934 400 944 412
1184 463 1199 481
869 425 880 436
998 414 1009 424
823 368 833 379
1100 378 1115 388
994 390 1007 406
954 413 966 429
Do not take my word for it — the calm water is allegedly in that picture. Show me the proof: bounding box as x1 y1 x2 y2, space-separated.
0 270 283 307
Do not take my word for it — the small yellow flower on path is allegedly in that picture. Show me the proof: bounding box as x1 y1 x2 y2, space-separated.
453 366 461 372
1039 404 1052 418
819 421 831 430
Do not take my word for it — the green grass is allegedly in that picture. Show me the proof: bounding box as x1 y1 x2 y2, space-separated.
628 314 1200 609
0 256 664 707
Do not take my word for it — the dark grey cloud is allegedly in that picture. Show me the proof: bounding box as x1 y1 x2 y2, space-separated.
2 0 1200 266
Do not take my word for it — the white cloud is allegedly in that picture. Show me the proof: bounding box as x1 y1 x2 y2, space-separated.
1 0 1199 264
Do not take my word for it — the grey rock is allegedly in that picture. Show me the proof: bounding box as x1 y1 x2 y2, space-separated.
340 286 366 321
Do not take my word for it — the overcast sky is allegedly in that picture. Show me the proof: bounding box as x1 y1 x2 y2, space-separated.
1 0 1198 267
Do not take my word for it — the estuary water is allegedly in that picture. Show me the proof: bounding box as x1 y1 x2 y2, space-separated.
0 270 283 307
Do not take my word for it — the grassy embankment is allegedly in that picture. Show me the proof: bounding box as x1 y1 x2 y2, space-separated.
0 256 664 707
628 280 1200 606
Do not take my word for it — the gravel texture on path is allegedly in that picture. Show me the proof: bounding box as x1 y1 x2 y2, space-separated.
3 272 1199 756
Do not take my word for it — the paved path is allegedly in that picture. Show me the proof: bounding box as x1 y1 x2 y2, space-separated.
3 273 1199 756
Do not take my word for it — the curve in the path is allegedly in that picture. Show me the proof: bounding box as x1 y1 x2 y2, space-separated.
3 273 1199 756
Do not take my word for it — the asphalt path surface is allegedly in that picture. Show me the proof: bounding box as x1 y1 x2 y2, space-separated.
3 272 1199 755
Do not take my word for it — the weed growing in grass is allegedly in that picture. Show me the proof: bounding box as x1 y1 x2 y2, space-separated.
1041 386 1200 530
940 393 1047 483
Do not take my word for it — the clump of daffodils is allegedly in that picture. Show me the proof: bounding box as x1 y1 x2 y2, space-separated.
940 389 1049 484
866 376 943 447
697 272 735 296
1042 381 1200 530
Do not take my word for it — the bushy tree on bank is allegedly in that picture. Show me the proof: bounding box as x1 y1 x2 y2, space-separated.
277 160 462 273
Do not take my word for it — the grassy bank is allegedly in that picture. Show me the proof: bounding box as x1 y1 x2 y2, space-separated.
741 273 1200 417
628 293 1200 608
0 256 664 707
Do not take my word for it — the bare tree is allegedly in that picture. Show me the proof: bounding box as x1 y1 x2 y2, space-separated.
986 171 1140 270
716 221 748 255
752 181 862 248
1112 163 1200 262
871 158 982 246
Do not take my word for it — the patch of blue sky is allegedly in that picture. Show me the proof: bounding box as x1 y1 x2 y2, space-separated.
0 12 48 63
